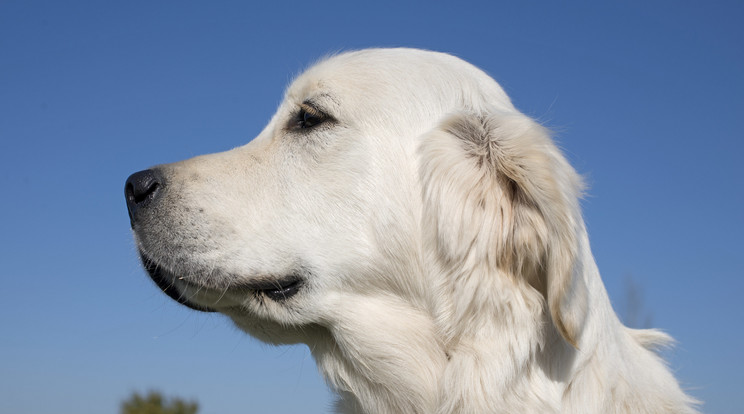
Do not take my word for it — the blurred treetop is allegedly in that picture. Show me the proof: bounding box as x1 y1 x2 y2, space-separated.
121 391 199 414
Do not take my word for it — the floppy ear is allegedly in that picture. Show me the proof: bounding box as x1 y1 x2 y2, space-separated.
418 110 587 347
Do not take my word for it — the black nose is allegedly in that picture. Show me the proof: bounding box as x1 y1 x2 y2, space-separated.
125 169 163 225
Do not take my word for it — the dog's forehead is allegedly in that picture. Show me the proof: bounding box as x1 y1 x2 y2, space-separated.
285 49 509 110
286 51 413 103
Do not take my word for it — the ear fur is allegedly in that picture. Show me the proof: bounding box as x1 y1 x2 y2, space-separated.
419 110 587 347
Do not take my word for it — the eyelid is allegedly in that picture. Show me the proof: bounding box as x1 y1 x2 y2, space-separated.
298 101 337 127
300 102 326 118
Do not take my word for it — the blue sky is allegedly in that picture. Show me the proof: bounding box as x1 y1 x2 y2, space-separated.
1 1 742 413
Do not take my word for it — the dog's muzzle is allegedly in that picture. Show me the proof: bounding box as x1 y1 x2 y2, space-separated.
125 168 216 312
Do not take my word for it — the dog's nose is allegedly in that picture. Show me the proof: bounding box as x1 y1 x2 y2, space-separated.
125 169 163 225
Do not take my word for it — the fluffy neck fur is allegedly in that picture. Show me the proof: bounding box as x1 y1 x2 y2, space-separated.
306 232 696 414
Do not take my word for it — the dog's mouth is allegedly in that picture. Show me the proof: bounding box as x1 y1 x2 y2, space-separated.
139 252 305 312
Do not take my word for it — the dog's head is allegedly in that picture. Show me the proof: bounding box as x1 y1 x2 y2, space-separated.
125 48 587 348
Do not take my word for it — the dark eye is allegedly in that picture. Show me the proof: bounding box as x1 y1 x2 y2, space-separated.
297 107 326 129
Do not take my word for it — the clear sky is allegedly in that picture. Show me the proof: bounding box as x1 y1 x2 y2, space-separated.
1 1 742 413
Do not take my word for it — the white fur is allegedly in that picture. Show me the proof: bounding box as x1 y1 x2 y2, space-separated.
132 48 698 413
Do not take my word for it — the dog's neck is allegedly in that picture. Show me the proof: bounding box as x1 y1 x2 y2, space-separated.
308 291 446 414
300 226 694 414
305 264 567 414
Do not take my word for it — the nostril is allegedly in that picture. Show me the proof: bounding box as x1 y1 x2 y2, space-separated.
129 180 159 204
125 169 164 222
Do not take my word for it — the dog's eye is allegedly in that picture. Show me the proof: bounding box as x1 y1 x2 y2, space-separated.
297 107 326 129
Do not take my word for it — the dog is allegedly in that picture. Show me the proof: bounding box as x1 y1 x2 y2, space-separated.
125 48 698 413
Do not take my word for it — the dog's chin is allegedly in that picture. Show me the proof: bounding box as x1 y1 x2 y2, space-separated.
139 252 218 312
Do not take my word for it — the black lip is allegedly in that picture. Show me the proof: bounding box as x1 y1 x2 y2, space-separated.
244 275 304 302
140 254 217 313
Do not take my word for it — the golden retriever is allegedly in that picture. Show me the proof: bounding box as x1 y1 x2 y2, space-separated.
125 48 698 413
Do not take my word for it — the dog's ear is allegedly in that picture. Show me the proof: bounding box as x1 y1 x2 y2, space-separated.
418 110 587 347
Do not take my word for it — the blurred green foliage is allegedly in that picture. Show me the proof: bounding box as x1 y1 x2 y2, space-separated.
121 391 199 414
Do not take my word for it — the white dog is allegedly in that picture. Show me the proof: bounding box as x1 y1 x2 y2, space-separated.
125 48 698 413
